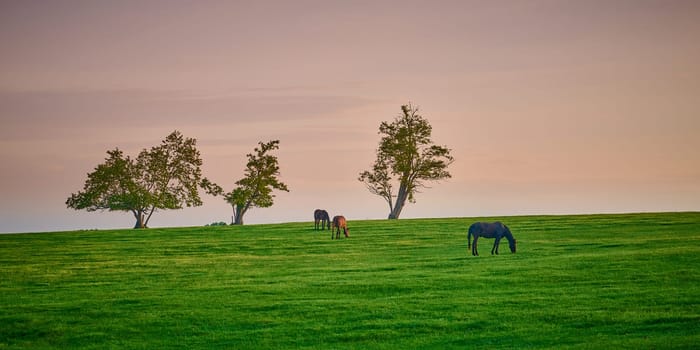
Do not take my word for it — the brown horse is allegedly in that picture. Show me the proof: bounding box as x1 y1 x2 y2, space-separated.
314 209 330 230
467 221 516 256
331 215 350 239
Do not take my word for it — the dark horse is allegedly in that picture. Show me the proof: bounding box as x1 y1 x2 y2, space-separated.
331 215 349 239
468 222 516 256
314 209 330 230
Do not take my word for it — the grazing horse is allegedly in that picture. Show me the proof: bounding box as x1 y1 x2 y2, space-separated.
314 209 330 230
467 222 516 256
331 215 350 239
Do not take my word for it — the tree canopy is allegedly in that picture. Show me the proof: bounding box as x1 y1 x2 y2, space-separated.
66 131 213 228
359 104 453 219
217 140 289 225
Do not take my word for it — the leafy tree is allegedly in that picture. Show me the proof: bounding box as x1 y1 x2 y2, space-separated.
66 131 215 228
359 104 453 219
219 140 289 225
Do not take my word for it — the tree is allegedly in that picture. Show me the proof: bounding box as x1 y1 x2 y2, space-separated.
66 131 215 228
219 140 289 225
359 104 454 219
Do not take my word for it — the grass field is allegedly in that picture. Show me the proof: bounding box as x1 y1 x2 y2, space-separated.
1 212 699 349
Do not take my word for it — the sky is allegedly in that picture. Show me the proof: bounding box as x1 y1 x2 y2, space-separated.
1 0 699 233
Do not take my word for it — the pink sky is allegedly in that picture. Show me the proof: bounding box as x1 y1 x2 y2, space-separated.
1 0 699 233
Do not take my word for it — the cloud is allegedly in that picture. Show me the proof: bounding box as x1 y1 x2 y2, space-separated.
0 88 381 141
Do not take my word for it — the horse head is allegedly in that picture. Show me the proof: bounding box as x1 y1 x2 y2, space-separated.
509 238 517 253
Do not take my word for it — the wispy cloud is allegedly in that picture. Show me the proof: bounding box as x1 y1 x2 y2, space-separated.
0 88 381 140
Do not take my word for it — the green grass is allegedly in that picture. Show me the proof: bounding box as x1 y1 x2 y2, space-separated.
1 212 699 349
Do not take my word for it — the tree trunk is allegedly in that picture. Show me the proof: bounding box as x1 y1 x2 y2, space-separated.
388 197 406 219
143 205 156 229
232 204 246 225
388 183 408 219
133 210 147 229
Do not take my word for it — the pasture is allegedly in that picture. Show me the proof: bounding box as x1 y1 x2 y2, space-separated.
1 212 699 349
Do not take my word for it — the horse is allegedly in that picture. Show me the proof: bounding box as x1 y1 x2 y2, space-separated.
467 222 516 256
314 209 330 230
331 215 350 239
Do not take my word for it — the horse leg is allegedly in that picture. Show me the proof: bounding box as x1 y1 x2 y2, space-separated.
467 231 472 255
492 237 500 255
472 237 478 256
